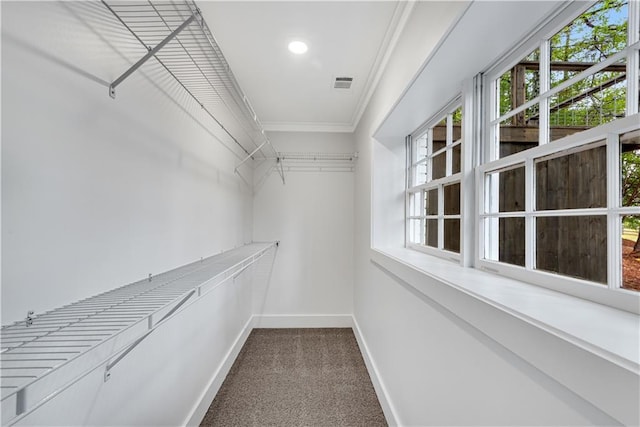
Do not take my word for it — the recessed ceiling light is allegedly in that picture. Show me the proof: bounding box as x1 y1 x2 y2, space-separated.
288 40 308 55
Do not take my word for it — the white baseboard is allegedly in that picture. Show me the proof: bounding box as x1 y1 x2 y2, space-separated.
253 314 354 328
183 315 256 426
352 317 400 427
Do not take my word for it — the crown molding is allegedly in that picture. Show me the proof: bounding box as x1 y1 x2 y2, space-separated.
350 0 416 132
262 121 355 133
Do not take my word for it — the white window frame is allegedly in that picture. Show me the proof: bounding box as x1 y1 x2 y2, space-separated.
406 97 463 262
477 0 640 312
486 1 639 156
477 114 640 311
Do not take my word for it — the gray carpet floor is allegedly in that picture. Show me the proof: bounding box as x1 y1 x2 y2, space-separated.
200 328 387 427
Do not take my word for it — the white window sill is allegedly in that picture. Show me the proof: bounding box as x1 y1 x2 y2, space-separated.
371 246 639 424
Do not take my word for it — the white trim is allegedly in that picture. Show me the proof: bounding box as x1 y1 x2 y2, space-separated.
475 257 640 314
183 315 256 427
607 133 622 290
408 243 461 264
481 208 610 218
372 2 473 141
539 38 550 145
351 317 400 427
411 157 427 168
437 184 444 248
524 157 535 270
628 0 640 116
262 121 355 133
411 95 462 140
461 76 480 267
408 172 461 193
405 136 412 247
350 1 416 132
252 314 354 328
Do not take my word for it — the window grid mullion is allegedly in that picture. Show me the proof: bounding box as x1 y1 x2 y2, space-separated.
412 158 428 167
627 0 639 115
480 208 611 218
539 39 550 145
420 189 426 246
438 184 444 249
427 128 434 182
617 206 640 216
606 133 621 289
406 135 411 247
525 158 535 270
446 114 453 177
489 77 499 162
408 173 462 193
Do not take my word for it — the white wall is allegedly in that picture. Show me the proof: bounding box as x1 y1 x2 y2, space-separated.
1 1 253 325
2 2 256 425
354 1 629 426
253 132 354 322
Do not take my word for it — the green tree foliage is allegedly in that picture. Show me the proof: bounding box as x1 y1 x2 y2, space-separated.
550 0 628 64
622 151 640 209
550 0 628 126
499 0 629 126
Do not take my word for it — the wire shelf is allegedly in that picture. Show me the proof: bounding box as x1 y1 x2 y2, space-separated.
102 0 278 162
0 242 277 425
273 152 357 172
279 152 358 162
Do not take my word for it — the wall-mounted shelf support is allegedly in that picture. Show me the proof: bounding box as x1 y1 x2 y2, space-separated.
103 289 195 381
108 9 199 99
1 242 277 425
235 141 268 172
276 157 286 185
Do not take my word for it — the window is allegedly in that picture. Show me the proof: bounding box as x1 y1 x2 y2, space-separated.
491 0 635 155
407 100 462 259
402 0 639 311
480 0 640 306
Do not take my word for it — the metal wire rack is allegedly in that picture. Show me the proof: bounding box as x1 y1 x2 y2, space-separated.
280 152 358 162
0 242 277 425
262 151 358 174
101 0 284 183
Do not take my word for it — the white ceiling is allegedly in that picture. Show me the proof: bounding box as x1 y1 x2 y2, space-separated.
198 1 406 132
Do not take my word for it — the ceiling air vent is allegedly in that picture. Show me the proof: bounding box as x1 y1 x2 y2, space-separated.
334 76 353 89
